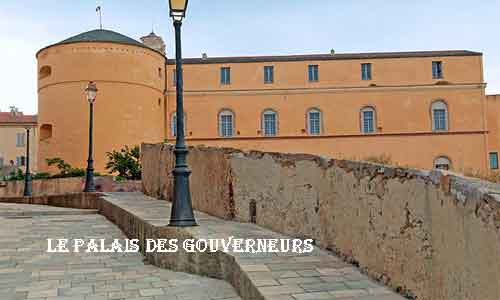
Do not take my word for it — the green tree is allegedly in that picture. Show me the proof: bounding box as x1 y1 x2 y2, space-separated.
105 145 141 180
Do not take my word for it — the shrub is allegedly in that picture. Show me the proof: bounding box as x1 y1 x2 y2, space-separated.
7 169 24 181
46 157 86 178
105 145 141 180
33 172 51 180
464 169 500 183
363 154 393 166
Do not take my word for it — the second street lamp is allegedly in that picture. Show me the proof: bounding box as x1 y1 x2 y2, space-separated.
23 127 32 197
168 0 197 227
83 81 97 193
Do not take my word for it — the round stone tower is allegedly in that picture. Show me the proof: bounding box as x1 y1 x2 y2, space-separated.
37 29 167 172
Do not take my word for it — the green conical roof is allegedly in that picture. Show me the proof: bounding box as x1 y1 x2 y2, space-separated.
56 29 145 47
38 29 163 56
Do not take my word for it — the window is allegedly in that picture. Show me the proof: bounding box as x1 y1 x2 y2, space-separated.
0 157 4 167
16 156 26 167
262 109 278 136
171 113 186 137
16 132 25 147
431 100 448 131
308 65 319 82
361 107 376 134
490 152 499 170
361 63 372 80
307 109 322 135
264 66 274 84
432 61 443 79
434 156 451 171
171 113 177 137
39 66 51 79
219 110 234 137
221 67 231 85
172 69 177 86
40 124 53 140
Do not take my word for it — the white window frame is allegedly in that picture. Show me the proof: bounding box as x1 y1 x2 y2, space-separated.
431 100 448 132
170 112 187 137
16 132 25 147
307 108 322 135
262 109 278 136
219 109 235 137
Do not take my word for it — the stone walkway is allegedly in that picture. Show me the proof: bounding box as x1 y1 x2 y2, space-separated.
102 193 406 300
0 203 241 300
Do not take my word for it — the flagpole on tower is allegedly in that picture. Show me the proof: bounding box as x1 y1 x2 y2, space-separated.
96 6 102 29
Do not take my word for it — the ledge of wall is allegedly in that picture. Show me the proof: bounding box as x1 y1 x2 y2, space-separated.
0 193 99 209
142 143 500 300
0 176 142 198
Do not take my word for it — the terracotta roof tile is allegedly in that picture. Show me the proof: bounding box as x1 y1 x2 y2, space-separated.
0 112 37 124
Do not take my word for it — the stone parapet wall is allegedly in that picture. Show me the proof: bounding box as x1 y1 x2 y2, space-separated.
0 176 142 197
0 193 99 209
142 143 500 300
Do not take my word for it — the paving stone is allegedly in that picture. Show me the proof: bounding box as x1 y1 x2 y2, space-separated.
277 277 323 285
139 288 165 297
299 282 349 293
58 286 93 296
259 284 305 295
292 292 336 300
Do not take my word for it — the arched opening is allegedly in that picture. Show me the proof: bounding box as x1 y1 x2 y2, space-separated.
360 106 377 134
431 100 448 131
434 156 452 171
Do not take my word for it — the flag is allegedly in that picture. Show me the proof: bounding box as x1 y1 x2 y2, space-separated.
96 6 101 12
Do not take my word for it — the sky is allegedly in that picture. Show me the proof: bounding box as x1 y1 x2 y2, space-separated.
1 0 500 115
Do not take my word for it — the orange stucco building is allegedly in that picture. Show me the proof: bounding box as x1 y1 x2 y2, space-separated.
36 29 499 173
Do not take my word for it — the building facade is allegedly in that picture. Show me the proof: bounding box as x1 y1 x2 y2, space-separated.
36 29 497 173
0 108 38 176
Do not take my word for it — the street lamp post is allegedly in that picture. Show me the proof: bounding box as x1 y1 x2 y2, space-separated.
23 127 32 197
168 0 197 227
84 82 97 193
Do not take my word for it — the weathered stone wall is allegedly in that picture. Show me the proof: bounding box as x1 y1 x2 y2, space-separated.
141 143 235 219
141 143 500 300
0 176 142 197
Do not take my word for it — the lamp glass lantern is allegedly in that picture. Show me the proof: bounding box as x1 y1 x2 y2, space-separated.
169 0 189 21
85 82 98 104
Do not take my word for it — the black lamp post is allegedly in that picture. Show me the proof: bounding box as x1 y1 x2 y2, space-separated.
83 81 97 193
168 0 197 227
23 127 32 197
